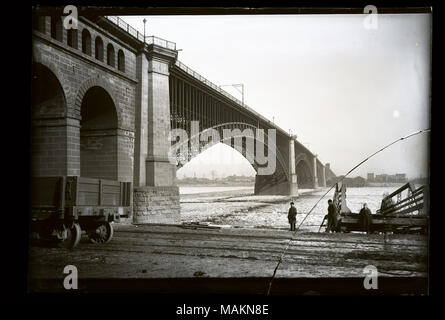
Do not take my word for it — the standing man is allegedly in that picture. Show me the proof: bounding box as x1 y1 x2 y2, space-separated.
359 203 372 234
288 202 297 231
326 199 338 232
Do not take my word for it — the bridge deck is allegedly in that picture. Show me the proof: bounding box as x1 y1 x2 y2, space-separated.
28 224 427 294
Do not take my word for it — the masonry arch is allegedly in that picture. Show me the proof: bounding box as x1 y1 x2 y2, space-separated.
50 16 63 41
31 63 67 176
74 77 121 127
79 86 118 180
107 43 115 67
67 29 78 49
82 29 92 55
118 49 125 72
32 50 67 92
296 159 313 188
95 36 104 61
32 63 66 119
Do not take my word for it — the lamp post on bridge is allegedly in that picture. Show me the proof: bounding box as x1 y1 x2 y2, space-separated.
143 18 147 45
219 83 244 108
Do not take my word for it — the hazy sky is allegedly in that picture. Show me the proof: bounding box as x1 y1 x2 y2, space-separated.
120 13 431 179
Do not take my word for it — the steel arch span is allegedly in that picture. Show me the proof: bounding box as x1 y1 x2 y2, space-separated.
169 68 335 194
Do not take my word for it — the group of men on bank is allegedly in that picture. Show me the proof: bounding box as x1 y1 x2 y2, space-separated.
287 200 373 233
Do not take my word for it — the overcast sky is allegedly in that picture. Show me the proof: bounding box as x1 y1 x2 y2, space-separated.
119 13 431 179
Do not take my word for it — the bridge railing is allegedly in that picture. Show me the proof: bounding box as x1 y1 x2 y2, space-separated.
174 60 293 138
174 61 243 106
104 16 289 138
145 36 176 50
104 16 176 50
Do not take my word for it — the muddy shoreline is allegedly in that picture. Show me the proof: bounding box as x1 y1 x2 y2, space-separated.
28 224 428 294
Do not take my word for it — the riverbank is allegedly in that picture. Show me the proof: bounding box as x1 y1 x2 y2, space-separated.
366 182 407 187
28 224 427 294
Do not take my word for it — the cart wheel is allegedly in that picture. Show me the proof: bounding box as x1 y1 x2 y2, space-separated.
89 222 113 244
60 223 82 249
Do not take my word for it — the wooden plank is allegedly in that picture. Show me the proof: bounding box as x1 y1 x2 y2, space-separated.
380 190 423 210
32 176 132 219
102 194 119 206
102 179 121 187
76 182 100 193
380 195 423 215
59 176 65 215
77 176 102 184
384 204 424 217
423 185 429 215
386 183 411 199
102 185 121 194
76 192 100 206
102 184 121 206
99 179 103 206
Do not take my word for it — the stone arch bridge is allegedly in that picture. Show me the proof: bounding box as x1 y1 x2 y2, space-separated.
31 9 336 223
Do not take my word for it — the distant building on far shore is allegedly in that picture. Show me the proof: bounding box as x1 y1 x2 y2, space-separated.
375 174 388 182
177 174 255 186
394 173 406 182
369 173 406 183
332 175 366 187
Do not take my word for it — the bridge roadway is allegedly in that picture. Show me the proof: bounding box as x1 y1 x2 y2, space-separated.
28 224 427 294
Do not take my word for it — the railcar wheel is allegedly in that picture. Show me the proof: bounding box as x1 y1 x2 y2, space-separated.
59 223 82 249
89 222 113 244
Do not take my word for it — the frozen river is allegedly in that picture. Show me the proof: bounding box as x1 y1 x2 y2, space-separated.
179 185 408 232
180 186 254 195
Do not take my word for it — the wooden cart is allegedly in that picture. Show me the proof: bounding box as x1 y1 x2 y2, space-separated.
30 176 132 249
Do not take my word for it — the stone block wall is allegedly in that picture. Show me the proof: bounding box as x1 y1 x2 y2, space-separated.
32 16 137 179
31 119 68 177
133 186 180 224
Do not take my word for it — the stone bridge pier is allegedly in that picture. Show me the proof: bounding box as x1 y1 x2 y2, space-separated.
313 154 319 189
253 135 299 196
132 43 180 224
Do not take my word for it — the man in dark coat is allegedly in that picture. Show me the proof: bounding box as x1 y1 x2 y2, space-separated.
359 203 372 234
288 202 297 231
327 199 338 232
